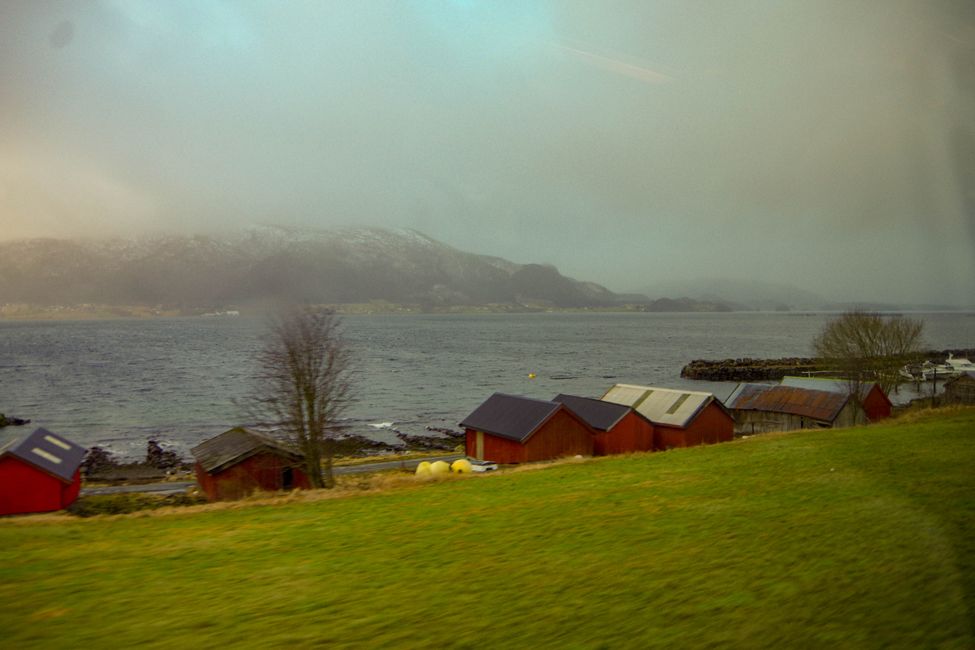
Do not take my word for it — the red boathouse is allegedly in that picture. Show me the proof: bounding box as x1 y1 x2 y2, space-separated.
601 384 734 449
553 394 656 455
0 428 85 516
191 427 312 501
461 393 595 464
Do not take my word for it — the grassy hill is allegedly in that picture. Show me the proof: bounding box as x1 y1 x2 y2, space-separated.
2 409 973 648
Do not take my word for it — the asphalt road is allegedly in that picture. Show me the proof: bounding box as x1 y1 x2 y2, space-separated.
80 455 464 496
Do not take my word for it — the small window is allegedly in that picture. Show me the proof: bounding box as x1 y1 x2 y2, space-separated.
44 435 71 450
666 394 691 415
31 447 62 463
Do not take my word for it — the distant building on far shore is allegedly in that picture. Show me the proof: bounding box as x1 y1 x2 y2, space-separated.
0 428 84 516
191 427 311 501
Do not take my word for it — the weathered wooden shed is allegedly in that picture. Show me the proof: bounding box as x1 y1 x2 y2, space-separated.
460 393 595 464
944 371 975 405
780 376 892 421
600 384 734 449
191 427 311 501
725 384 867 435
553 394 656 455
0 427 85 516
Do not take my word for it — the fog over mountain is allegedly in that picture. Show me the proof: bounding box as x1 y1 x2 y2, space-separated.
1 2 973 306
0 227 627 310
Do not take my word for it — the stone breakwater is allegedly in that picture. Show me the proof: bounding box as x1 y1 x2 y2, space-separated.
681 349 975 382
681 358 824 381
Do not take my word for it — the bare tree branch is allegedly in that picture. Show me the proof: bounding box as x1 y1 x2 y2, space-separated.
812 310 925 398
246 306 354 488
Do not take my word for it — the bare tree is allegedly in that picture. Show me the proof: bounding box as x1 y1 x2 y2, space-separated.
812 310 925 398
248 307 353 488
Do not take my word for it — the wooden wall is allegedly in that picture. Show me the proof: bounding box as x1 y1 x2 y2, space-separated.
658 403 734 448
594 411 655 455
0 459 80 515
465 408 594 464
196 452 312 501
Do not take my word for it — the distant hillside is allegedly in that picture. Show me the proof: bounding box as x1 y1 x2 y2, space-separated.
637 277 829 311
0 227 631 310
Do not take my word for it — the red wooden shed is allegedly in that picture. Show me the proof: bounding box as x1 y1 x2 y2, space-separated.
600 384 734 449
191 427 312 501
0 428 85 516
553 394 656 455
780 377 892 421
460 393 594 464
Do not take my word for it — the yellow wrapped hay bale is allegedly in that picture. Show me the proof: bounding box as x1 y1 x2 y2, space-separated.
414 461 432 478
451 459 473 474
430 460 451 476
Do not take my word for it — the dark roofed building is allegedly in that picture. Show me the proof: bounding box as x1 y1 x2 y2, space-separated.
191 427 311 501
0 427 85 515
600 384 734 449
553 394 655 455
725 384 867 435
780 376 892 421
460 393 594 464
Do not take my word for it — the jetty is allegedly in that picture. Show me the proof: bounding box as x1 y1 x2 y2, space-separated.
681 348 975 382
680 358 825 382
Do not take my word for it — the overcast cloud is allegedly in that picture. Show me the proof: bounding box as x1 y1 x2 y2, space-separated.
1 1 973 305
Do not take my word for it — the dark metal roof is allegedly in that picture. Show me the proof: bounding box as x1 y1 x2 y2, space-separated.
553 394 631 431
727 385 850 422
780 376 892 407
0 427 85 483
191 427 304 474
459 393 563 443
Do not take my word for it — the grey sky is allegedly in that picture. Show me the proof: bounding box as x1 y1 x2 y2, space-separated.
1 1 973 305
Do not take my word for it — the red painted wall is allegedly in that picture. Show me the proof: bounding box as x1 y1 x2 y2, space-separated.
465 408 595 464
196 452 312 501
656 403 734 450
594 411 655 456
0 458 81 516
862 386 892 421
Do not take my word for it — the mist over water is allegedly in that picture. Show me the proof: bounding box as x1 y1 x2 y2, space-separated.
2 312 971 460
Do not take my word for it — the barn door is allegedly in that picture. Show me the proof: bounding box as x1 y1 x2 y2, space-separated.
476 431 484 460
282 467 294 490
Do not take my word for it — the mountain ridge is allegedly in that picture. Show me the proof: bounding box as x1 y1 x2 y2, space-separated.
0 226 639 311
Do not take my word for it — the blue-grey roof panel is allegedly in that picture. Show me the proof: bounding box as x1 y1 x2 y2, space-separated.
553 394 630 431
459 393 562 443
3 428 86 483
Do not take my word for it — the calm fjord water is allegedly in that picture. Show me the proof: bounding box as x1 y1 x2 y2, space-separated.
1 312 972 459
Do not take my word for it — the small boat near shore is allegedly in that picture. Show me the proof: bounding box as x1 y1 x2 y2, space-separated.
900 354 975 381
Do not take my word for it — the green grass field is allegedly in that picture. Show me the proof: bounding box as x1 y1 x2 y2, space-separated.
2 409 973 648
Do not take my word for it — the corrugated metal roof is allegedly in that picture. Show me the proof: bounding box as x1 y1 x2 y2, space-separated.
600 384 718 428
725 383 775 406
553 394 631 431
780 376 851 394
780 377 891 407
459 393 562 443
0 428 85 483
727 385 850 422
191 427 304 474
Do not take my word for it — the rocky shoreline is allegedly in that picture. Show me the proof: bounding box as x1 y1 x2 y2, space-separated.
681 358 824 382
681 349 975 382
